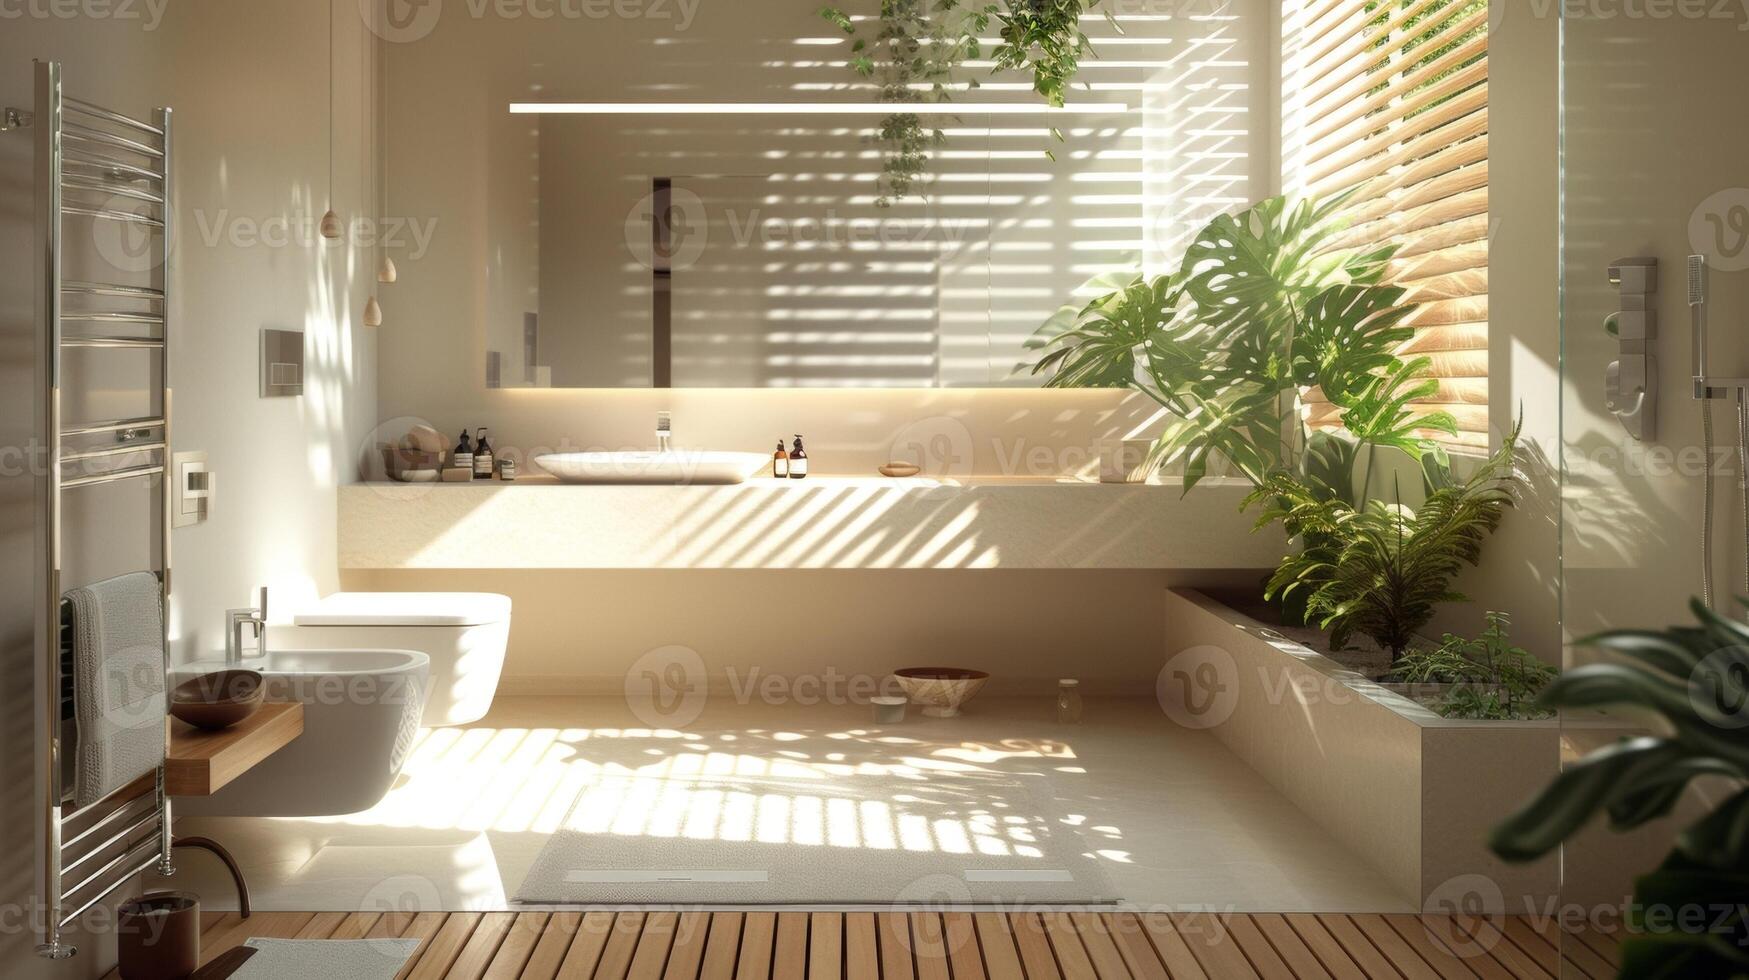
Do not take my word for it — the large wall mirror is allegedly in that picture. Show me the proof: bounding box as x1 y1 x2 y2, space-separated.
381 1 1270 389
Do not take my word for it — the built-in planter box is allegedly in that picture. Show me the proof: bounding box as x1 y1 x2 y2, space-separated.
1162 588 1560 911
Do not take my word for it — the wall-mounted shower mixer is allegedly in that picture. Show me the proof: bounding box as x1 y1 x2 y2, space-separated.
1606 257 1657 441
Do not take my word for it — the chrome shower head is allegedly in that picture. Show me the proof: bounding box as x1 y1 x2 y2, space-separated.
1690 254 1709 307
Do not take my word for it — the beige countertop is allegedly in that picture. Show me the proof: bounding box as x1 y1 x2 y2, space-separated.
339 477 1284 570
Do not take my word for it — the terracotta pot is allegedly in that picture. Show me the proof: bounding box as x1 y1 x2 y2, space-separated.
117 891 199 980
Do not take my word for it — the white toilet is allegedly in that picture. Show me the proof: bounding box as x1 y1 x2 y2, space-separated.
271 592 511 727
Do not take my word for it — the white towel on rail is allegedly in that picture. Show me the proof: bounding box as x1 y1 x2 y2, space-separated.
65 571 166 808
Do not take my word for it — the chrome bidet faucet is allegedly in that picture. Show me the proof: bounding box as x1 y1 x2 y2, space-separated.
656 411 673 453
225 586 269 665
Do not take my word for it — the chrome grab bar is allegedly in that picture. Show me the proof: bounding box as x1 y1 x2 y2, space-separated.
62 281 164 299
62 312 164 324
61 463 164 489
62 121 162 158
61 337 165 350
64 96 163 136
61 151 161 183
61 442 165 463
60 205 163 227
61 415 165 437
61 174 164 204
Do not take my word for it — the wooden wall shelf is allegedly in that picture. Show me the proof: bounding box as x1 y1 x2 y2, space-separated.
166 702 304 797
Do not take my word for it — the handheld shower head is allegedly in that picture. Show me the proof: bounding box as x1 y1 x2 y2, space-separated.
1692 254 1710 384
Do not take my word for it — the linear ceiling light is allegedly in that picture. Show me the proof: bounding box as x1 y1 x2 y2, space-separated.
509 102 1129 115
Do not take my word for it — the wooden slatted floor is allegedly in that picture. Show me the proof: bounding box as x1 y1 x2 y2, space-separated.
142 909 1626 980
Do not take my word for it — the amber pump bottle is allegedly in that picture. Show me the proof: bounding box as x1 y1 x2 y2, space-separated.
772 439 789 478
788 435 808 479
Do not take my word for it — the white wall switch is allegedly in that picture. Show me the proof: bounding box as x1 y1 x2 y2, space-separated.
173 451 211 527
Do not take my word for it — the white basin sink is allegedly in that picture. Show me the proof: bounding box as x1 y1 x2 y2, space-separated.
534 450 771 485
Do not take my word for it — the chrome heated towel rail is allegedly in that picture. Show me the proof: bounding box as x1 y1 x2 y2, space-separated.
12 60 175 961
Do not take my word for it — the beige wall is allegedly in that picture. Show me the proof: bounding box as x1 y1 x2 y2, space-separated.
1428 6 1563 661
343 568 1265 696
0 2 377 974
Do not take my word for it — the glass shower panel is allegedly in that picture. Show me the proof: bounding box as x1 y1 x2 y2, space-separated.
1561 6 1749 974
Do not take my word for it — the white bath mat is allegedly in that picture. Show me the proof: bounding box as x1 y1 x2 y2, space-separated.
232 938 420 979
514 770 1115 905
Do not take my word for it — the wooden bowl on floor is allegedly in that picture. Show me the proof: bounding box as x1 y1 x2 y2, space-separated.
893 667 990 717
170 669 265 730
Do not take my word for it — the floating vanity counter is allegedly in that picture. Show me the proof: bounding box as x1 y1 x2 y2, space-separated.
339 476 1285 570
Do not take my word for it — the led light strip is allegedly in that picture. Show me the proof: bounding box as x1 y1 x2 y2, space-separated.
510 102 1129 115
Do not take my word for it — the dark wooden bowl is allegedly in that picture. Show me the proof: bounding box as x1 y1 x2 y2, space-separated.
169 669 265 730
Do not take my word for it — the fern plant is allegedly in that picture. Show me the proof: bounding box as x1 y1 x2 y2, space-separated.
1491 600 1749 977
1244 421 1521 660
1395 612 1556 718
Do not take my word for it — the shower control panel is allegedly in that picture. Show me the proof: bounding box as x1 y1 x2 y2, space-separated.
1606 257 1657 441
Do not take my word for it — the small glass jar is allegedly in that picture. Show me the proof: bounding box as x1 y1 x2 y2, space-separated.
1055 678 1084 724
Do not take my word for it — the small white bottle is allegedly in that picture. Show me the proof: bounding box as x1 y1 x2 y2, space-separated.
1055 678 1083 724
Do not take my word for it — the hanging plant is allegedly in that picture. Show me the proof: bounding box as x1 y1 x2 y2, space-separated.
988 0 1114 108
820 0 1113 204
820 1 989 207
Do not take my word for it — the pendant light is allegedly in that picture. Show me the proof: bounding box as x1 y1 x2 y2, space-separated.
320 0 341 240
363 295 383 327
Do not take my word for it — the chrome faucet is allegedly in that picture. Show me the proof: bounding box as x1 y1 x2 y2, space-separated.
225 586 269 665
656 411 673 453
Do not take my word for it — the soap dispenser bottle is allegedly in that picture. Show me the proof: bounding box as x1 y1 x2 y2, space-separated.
452 429 474 473
772 439 789 479
789 435 808 479
473 428 495 479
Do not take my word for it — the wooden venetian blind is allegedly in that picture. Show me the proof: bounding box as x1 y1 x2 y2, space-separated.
1291 0 1490 452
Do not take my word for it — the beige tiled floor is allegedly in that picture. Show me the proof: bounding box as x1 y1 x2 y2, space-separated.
157 696 1412 913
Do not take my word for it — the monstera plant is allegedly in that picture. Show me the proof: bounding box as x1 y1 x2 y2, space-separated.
1491 601 1749 978
1028 190 1451 502
1027 190 1523 647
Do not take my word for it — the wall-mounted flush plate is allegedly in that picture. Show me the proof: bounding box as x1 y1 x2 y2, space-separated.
1606 257 1657 441
261 328 304 397
173 451 211 527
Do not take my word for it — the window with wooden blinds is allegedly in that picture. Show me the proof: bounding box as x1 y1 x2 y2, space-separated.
1285 0 1490 452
